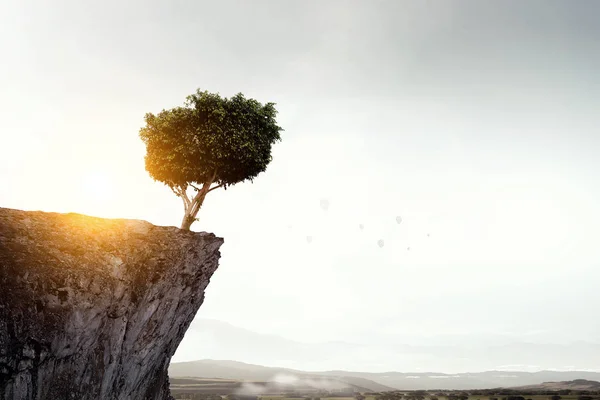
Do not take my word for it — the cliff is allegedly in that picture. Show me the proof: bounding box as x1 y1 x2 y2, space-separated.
0 207 224 400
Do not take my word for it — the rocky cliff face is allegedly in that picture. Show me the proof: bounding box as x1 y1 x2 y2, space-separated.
0 207 224 400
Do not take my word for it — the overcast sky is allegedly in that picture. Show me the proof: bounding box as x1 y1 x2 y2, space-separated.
1 0 599 372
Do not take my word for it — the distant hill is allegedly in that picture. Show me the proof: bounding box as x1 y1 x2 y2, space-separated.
513 379 600 391
169 359 600 390
168 359 395 392
316 370 600 391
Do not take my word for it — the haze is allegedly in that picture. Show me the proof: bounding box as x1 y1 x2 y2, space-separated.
1 0 599 373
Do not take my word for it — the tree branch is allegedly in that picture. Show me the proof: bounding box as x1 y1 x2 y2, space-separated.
189 189 205 217
180 194 189 213
172 185 191 210
207 183 224 193
190 170 217 192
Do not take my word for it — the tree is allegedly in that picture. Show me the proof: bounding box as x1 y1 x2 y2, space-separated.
377 392 404 400
139 89 283 230
408 391 427 400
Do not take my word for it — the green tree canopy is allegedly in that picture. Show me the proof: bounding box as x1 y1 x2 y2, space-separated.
139 89 283 230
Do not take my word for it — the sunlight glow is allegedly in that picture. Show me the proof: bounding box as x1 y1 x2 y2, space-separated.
75 169 117 217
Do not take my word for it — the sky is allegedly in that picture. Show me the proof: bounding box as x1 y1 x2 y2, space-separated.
1 0 600 372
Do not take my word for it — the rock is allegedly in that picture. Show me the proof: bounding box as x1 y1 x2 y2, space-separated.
0 208 224 400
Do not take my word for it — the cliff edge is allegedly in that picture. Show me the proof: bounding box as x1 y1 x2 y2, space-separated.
0 207 224 400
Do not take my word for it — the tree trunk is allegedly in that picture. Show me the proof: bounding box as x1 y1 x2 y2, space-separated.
180 214 195 231
178 171 217 231
179 188 208 231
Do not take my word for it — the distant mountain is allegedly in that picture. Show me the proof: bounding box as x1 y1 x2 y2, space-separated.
318 370 600 390
173 319 600 373
169 359 600 390
513 379 600 391
168 359 395 392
